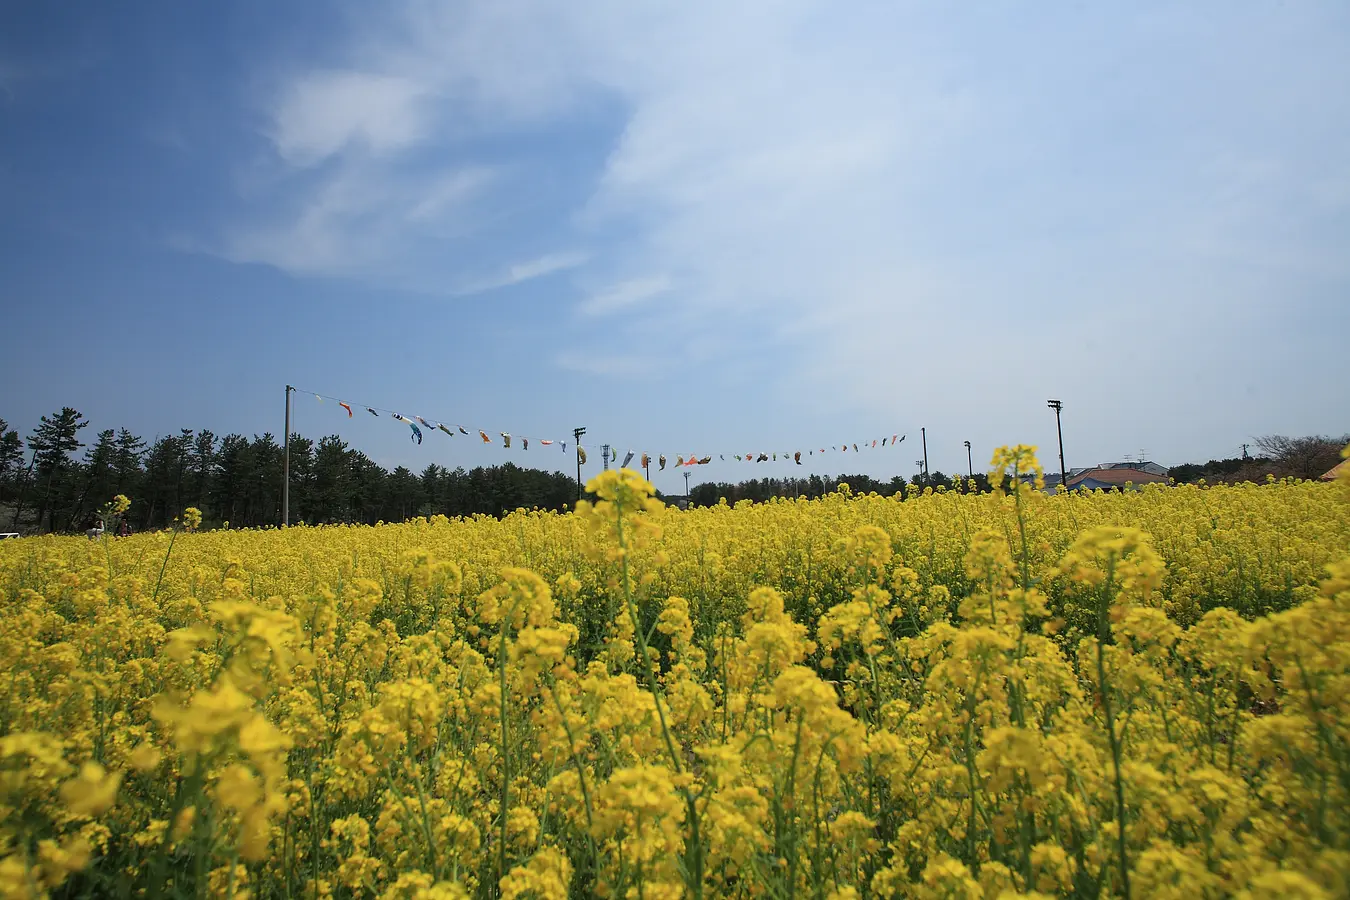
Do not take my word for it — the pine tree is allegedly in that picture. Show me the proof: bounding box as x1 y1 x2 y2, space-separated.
0 418 24 503
28 408 88 532
113 429 146 494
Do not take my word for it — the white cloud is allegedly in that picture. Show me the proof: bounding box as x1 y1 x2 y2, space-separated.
555 351 656 377
220 162 497 280
207 1 1350 463
270 70 428 166
578 276 671 316
454 252 589 295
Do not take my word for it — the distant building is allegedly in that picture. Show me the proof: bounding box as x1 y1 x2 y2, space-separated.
1322 460 1347 482
1041 467 1093 490
1067 466 1169 491
1098 460 1169 478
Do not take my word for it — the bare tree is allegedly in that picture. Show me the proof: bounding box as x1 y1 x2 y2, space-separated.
1255 434 1349 479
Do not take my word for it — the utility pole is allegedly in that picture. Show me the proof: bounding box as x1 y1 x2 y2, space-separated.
921 427 929 482
683 470 691 504
602 444 610 471
1047 399 1068 493
283 385 294 527
573 426 586 499
964 440 973 478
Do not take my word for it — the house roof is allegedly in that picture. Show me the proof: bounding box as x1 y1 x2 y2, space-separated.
1100 461 1169 476
1322 460 1347 482
1068 467 1168 489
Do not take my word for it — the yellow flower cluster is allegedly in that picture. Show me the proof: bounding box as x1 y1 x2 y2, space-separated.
1 448 1348 898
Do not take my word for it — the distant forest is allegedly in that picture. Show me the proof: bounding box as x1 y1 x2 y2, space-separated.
0 408 579 534
0 409 987 534
2 409 1341 534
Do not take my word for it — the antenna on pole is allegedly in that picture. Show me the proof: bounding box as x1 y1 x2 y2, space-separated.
602 443 610 471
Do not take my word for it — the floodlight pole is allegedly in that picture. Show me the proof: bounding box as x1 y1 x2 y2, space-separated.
573 426 586 499
1048 399 1068 493
921 427 929 482
283 385 294 527
964 440 973 478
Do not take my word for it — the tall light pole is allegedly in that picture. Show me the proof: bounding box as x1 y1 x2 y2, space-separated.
1047 400 1068 493
964 440 973 478
921 427 929 482
573 427 586 499
283 385 294 527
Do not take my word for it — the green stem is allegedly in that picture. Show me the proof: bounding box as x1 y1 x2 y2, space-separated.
1095 557 1131 900
150 527 179 606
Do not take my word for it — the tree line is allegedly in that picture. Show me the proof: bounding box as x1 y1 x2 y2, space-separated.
687 471 992 508
0 409 578 534
5 408 1340 534
1167 435 1347 485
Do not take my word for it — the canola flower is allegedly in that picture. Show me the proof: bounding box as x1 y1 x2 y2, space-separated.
0 447 1348 898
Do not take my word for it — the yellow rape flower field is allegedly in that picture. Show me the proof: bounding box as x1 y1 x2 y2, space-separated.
3 446 1350 900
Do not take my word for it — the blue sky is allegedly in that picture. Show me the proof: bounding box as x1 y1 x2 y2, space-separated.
4 1 1348 490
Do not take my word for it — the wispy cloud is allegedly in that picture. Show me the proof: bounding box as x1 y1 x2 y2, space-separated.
555 351 657 377
270 70 430 166
454 251 589 295
578 276 671 316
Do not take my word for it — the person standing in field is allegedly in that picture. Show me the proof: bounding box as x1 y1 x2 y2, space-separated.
86 517 104 540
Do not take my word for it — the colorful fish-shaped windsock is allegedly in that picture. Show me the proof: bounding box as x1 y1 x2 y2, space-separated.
408 422 423 444
480 431 491 443
882 437 887 446
757 453 769 462
459 426 469 435
676 456 684 467
578 447 587 465
339 402 353 418
438 424 454 436
523 438 529 450
698 456 711 465
853 444 859 452
622 451 634 468
540 439 554 446
641 453 649 468
392 413 407 422
501 433 511 449
794 452 801 464
659 455 667 471
367 408 379 416
417 416 432 428
872 440 877 448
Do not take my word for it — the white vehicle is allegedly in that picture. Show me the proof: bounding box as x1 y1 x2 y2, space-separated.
0 532 19 540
